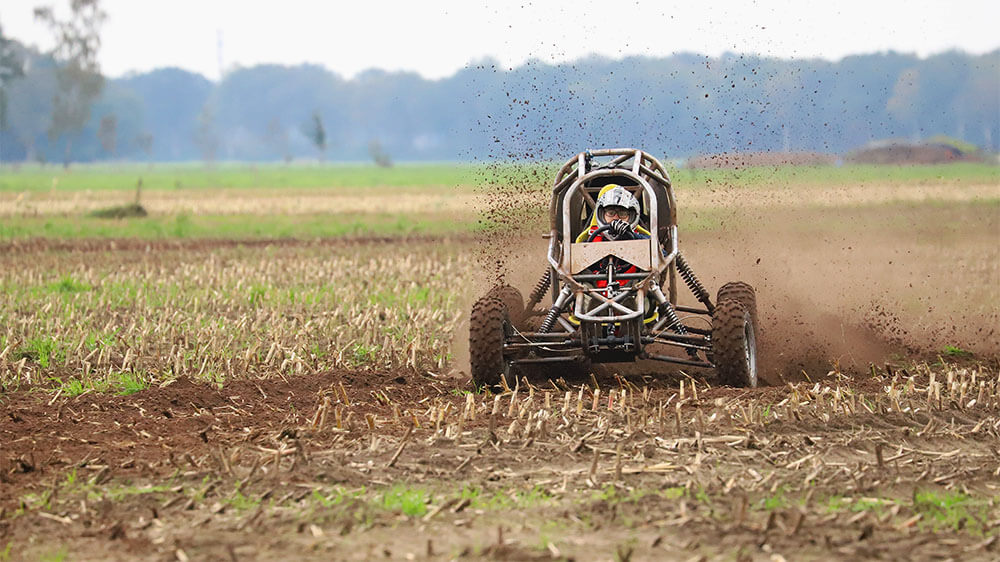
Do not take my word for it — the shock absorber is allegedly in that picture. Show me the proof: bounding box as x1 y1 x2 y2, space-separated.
525 268 552 312
657 301 688 335
676 253 714 313
538 287 571 333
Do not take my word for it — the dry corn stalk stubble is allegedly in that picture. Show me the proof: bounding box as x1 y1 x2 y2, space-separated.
0 243 467 388
2 357 997 560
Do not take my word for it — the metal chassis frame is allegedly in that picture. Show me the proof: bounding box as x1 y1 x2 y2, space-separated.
505 148 717 370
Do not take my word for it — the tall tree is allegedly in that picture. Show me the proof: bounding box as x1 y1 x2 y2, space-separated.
34 0 106 166
303 111 326 161
368 140 392 168
0 23 25 133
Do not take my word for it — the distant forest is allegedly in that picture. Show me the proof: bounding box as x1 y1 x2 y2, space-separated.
0 35 997 163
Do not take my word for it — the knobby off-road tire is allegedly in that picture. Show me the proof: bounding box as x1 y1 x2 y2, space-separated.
717 281 758 337
469 296 513 390
485 285 524 327
712 299 758 388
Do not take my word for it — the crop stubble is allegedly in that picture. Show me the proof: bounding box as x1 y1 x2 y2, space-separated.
1 175 998 559
1 361 998 560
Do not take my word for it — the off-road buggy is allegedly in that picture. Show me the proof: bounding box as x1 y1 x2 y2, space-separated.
470 148 759 388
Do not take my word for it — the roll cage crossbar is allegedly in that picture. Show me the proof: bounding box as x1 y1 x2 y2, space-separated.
545 149 680 323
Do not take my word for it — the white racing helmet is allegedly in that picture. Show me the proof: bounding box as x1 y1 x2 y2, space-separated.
595 185 641 231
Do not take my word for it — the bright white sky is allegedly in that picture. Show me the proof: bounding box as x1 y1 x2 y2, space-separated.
2 0 997 80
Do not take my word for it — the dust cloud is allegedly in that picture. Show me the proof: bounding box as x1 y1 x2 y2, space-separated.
465 198 999 384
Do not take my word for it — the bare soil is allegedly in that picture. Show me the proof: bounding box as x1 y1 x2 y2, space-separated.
2 364 998 561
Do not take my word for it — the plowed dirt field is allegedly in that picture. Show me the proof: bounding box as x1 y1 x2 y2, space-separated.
2 192 999 560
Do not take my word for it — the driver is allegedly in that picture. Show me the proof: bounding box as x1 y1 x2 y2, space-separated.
573 184 659 325
578 185 650 242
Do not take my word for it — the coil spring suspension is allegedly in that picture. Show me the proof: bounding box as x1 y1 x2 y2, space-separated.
657 301 687 335
676 253 714 313
659 299 700 359
538 306 560 334
526 268 552 311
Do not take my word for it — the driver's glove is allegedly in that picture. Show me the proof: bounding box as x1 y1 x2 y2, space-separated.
609 219 631 239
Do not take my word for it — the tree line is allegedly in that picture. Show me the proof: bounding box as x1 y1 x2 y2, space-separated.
0 24 996 164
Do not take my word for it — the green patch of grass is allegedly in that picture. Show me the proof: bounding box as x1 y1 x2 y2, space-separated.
3 162 995 195
49 275 92 293
349 343 380 366
15 337 64 368
0 211 476 241
825 495 892 515
825 496 847 513
0 162 483 193
457 485 556 511
670 162 1000 190
225 490 262 512
912 489 991 533
51 371 149 397
18 489 53 512
102 483 174 502
84 330 117 351
367 286 432 308
115 371 149 395
248 284 268 307
942 345 973 358
854 498 892 514
52 376 105 397
379 485 429 517
758 486 790 511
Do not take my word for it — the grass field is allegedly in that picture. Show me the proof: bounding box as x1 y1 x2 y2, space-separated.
1 161 996 193
0 161 997 560
1 162 997 241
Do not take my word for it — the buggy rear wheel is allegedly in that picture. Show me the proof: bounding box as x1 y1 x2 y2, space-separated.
469 296 514 390
712 299 758 387
717 281 758 336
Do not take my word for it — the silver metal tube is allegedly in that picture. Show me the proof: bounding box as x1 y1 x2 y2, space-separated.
642 353 714 369
511 356 583 365
555 315 577 333
675 305 711 315
649 281 669 305
504 341 580 350
648 339 711 352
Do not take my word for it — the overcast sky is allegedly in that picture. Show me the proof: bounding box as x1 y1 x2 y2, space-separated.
2 0 997 80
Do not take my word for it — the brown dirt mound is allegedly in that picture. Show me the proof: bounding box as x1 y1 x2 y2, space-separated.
844 143 978 164
686 151 837 168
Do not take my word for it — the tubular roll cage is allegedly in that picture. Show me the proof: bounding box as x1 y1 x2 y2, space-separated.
509 148 717 369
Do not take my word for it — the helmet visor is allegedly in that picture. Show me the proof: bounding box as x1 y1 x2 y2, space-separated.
602 206 632 220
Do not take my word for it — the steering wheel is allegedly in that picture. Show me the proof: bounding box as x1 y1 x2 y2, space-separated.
586 225 612 242
585 224 634 242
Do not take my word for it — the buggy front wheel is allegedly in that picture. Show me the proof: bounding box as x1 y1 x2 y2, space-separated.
711 299 758 387
469 296 515 390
